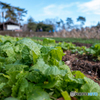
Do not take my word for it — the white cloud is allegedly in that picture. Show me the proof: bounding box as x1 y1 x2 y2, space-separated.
78 0 100 15
39 3 78 17
43 4 56 16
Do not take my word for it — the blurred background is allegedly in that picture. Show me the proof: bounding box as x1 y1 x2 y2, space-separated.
0 0 100 39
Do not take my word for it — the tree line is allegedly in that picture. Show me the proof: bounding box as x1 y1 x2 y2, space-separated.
0 2 87 32
27 17 53 32
27 16 86 32
0 1 99 32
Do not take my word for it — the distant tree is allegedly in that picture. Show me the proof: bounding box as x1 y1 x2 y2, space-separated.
56 21 60 31
66 17 73 29
43 18 60 31
96 22 100 29
0 2 11 23
15 7 27 23
5 7 18 22
77 16 86 27
43 19 52 25
36 22 44 31
27 17 37 31
56 21 60 27
36 22 53 32
0 1 27 23
0 2 11 11
60 19 65 29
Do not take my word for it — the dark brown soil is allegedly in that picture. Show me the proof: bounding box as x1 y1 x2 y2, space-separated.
62 50 100 85
56 41 92 48
72 42 92 48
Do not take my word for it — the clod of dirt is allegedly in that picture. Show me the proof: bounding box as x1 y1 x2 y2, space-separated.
65 61 71 65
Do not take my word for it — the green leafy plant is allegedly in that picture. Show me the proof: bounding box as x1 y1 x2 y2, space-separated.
0 35 100 100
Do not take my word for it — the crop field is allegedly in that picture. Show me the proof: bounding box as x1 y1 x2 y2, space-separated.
32 36 100 44
0 35 100 100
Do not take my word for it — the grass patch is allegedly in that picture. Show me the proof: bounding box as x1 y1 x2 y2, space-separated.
32 37 100 44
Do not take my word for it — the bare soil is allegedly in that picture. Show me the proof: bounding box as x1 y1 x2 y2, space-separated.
72 42 92 48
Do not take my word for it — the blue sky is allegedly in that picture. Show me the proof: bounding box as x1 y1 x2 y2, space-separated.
0 0 100 27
